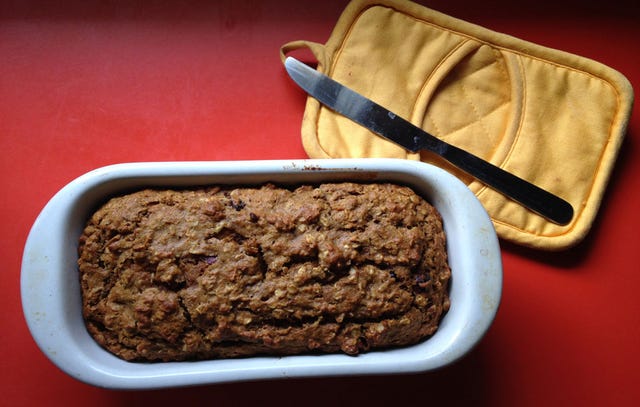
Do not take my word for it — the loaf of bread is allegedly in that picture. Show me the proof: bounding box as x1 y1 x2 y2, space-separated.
78 182 451 362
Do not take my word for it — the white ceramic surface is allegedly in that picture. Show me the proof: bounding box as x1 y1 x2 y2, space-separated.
21 158 501 389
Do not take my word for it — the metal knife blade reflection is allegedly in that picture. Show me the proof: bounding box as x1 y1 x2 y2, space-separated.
285 57 573 225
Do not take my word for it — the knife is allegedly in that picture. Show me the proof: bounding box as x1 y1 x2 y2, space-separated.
285 57 574 225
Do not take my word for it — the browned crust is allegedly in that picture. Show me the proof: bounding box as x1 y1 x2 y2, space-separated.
78 183 450 362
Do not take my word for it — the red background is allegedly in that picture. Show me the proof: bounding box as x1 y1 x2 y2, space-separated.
2 1 639 405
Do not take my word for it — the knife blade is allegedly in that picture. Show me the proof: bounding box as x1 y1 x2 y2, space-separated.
285 57 574 225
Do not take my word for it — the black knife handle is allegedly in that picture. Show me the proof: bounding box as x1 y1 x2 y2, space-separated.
438 143 574 225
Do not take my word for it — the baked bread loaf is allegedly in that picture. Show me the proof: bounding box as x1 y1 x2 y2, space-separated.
78 182 451 362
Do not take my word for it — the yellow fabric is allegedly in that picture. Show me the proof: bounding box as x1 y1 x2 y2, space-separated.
280 0 633 251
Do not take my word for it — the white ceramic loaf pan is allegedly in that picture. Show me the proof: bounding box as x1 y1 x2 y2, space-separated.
21 158 501 389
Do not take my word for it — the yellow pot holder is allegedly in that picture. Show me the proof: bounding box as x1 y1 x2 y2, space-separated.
280 0 633 251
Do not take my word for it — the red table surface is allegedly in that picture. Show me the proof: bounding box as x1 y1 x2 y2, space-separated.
2 0 639 405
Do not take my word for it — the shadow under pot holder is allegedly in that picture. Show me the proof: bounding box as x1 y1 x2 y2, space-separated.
282 0 633 251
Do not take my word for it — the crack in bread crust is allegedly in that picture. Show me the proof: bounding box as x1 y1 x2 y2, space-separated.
78 182 451 362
